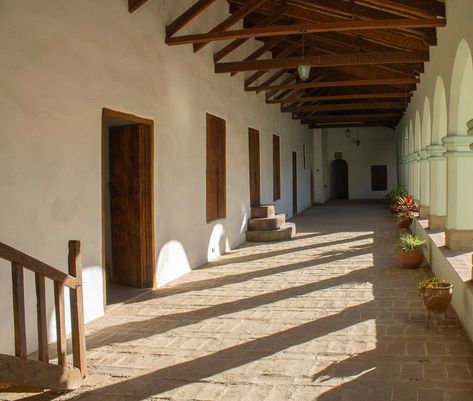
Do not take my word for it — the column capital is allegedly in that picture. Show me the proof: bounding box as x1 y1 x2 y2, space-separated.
426 144 446 160
411 152 421 161
442 135 473 156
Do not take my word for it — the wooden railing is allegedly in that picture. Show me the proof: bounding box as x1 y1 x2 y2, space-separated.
0 240 87 391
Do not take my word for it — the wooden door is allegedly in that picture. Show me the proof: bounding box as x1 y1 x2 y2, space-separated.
292 151 298 215
248 128 260 206
206 114 226 222
109 124 153 288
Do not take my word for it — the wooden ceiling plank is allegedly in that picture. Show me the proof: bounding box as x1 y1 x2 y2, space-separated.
230 1 435 52
267 92 412 104
282 101 406 113
217 51 429 74
213 5 288 62
359 0 445 19
193 0 268 52
305 113 402 123
309 122 396 129
165 18 446 46
259 77 419 94
128 0 149 13
295 0 436 40
166 0 218 38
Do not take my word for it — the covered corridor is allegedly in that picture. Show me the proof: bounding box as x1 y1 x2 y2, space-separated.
10 201 473 401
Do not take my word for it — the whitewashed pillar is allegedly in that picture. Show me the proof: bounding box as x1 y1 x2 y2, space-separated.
418 150 430 219
426 144 447 230
442 120 473 250
412 152 421 202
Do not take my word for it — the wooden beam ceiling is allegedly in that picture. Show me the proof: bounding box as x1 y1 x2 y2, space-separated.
164 0 446 127
215 51 429 74
166 18 445 46
128 0 149 13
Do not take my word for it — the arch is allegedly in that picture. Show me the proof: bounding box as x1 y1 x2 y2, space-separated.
449 39 473 135
432 76 448 144
421 97 432 149
330 159 348 199
414 111 422 152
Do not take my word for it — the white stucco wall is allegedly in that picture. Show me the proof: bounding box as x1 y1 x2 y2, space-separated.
313 127 397 201
0 0 312 354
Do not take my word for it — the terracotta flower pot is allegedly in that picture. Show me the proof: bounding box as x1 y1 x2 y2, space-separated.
397 216 413 228
422 285 453 312
399 249 423 268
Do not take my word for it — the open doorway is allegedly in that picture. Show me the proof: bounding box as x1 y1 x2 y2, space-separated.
102 108 155 307
331 159 349 199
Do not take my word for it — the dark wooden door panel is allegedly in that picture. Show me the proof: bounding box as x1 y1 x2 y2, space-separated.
273 135 281 201
248 128 260 206
109 124 153 288
292 151 297 214
371 165 387 191
206 114 226 222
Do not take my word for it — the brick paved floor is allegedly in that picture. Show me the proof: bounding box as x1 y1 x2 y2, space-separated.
5 201 473 401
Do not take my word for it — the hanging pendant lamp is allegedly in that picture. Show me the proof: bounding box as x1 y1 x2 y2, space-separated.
297 33 311 81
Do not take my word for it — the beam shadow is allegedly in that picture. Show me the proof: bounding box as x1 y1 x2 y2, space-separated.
68 301 375 401
86 249 373 350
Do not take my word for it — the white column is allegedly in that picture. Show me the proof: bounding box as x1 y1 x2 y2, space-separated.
442 120 473 250
412 152 421 202
427 144 447 230
418 150 430 219
407 154 414 195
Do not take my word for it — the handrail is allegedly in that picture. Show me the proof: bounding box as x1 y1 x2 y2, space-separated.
0 242 78 289
0 240 87 388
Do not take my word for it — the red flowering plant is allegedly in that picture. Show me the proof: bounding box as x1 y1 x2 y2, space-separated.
393 195 419 218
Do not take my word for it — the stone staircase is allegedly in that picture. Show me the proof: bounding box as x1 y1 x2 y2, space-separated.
246 205 296 242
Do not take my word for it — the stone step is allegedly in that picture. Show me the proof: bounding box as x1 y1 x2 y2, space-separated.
248 214 286 231
246 223 296 242
251 205 275 219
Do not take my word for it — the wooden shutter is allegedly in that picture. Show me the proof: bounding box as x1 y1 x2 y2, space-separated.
273 134 281 201
206 114 226 222
371 165 387 191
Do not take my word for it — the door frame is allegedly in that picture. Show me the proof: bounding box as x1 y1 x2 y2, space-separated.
101 108 156 306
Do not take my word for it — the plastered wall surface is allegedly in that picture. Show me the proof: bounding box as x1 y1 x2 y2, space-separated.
313 127 397 201
0 0 312 353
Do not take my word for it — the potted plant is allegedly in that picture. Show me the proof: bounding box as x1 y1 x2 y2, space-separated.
397 210 414 228
386 184 407 207
418 277 453 326
394 195 418 224
399 233 425 268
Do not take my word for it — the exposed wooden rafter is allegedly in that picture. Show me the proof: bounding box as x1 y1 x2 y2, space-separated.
165 18 446 46
193 0 268 52
166 0 218 37
163 0 446 127
216 51 429 74
128 0 149 13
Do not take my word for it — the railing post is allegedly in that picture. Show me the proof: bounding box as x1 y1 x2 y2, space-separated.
11 262 27 359
68 240 87 377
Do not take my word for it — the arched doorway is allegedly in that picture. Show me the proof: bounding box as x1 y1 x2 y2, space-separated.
331 159 348 199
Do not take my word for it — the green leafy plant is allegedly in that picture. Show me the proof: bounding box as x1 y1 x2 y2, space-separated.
417 276 452 295
386 185 408 203
399 233 425 251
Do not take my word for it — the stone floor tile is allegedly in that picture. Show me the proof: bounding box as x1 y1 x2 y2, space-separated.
2 200 473 401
